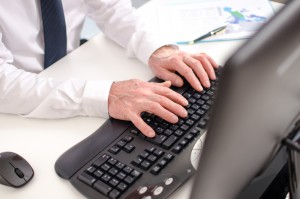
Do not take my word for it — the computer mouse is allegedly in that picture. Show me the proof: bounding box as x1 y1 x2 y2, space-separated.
0 152 34 188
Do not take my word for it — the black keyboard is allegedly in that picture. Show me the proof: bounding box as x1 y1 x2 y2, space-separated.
55 67 223 199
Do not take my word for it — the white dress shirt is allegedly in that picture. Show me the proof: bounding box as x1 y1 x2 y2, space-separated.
0 0 166 119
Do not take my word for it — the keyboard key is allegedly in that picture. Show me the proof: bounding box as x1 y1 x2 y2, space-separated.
138 151 150 159
101 174 112 182
140 160 151 170
109 178 120 187
196 99 205 105
94 170 104 178
123 166 133 174
201 95 210 101
108 168 119 176
116 172 127 181
170 124 179 131
150 165 162 175
174 130 184 137
124 176 134 185
196 109 205 115
153 149 164 157
131 170 142 179
108 158 118 166
172 145 183 154
206 90 214 96
115 162 125 170
123 144 135 153
155 127 164 134
78 172 96 186
191 114 200 121
164 154 175 162
207 99 214 105
164 129 173 136
147 154 158 163
179 139 188 147
131 157 143 167
101 163 111 172
180 124 190 131
162 135 178 149
122 135 133 143
183 92 191 99
202 104 210 111
109 146 120 154
117 182 128 192
147 135 167 146
190 128 200 136
130 129 139 135
86 166 96 174
109 189 121 199
188 97 196 104
185 119 195 126
145 146 156 153
191 104 200 110
158 159 168 168
160 121 170 129
116 140 126 148
197 119 207 128
93 180 112 196
193 93 201 99
93 154 110 168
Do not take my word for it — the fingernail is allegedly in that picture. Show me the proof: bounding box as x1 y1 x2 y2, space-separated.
172 115 179 123
205 80 211 87
182 109 188 117
198 84 203 91
212 73 216 80
184 99 189 106
148 131 155 137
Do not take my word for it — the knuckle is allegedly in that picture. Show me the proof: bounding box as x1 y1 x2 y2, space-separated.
170 56 180 63
149 101 160 111
182 67 193 76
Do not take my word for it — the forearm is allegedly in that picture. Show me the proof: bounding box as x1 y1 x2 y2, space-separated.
0 62 113 118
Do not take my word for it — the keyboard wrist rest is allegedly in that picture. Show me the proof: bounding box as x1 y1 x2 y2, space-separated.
55 118 131 179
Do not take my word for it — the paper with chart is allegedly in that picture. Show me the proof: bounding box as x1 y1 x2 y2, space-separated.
157 0 275 43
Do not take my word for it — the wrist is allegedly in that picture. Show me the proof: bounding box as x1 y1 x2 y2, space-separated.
149 44 179 60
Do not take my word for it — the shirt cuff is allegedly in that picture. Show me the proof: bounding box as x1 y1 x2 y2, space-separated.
127 30 176 66
83 80 114 118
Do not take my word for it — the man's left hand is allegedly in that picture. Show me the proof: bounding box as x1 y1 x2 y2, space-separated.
148 45 218 91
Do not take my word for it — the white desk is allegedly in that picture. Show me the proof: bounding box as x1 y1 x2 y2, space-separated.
0 1 283 198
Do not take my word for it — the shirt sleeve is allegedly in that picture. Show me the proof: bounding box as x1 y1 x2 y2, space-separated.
84 0 170 65
0 32 113 119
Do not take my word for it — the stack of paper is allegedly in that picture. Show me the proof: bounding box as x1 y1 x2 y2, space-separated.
156 0 275 43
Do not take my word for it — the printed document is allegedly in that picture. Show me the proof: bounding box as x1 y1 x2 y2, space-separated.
157 0 275 43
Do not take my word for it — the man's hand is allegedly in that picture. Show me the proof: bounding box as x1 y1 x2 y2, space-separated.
148 45 218 91
108 79 188 137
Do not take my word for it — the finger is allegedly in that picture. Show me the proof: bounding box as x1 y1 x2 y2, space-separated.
130 113 155 137
173 59 203 91
157 80 172 88
204 53 219 69
152 94 188 118
193 54 216 80
182 55 211 88
184 55 211 87
144 101 179 124
151 85 188 107
154 68 184 87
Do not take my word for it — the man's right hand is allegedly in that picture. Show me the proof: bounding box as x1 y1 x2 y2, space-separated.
108 79 188 137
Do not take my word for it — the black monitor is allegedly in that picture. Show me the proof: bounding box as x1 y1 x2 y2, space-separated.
190 1 300 198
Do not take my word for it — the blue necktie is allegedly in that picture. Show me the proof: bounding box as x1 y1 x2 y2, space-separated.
40 0 67 68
